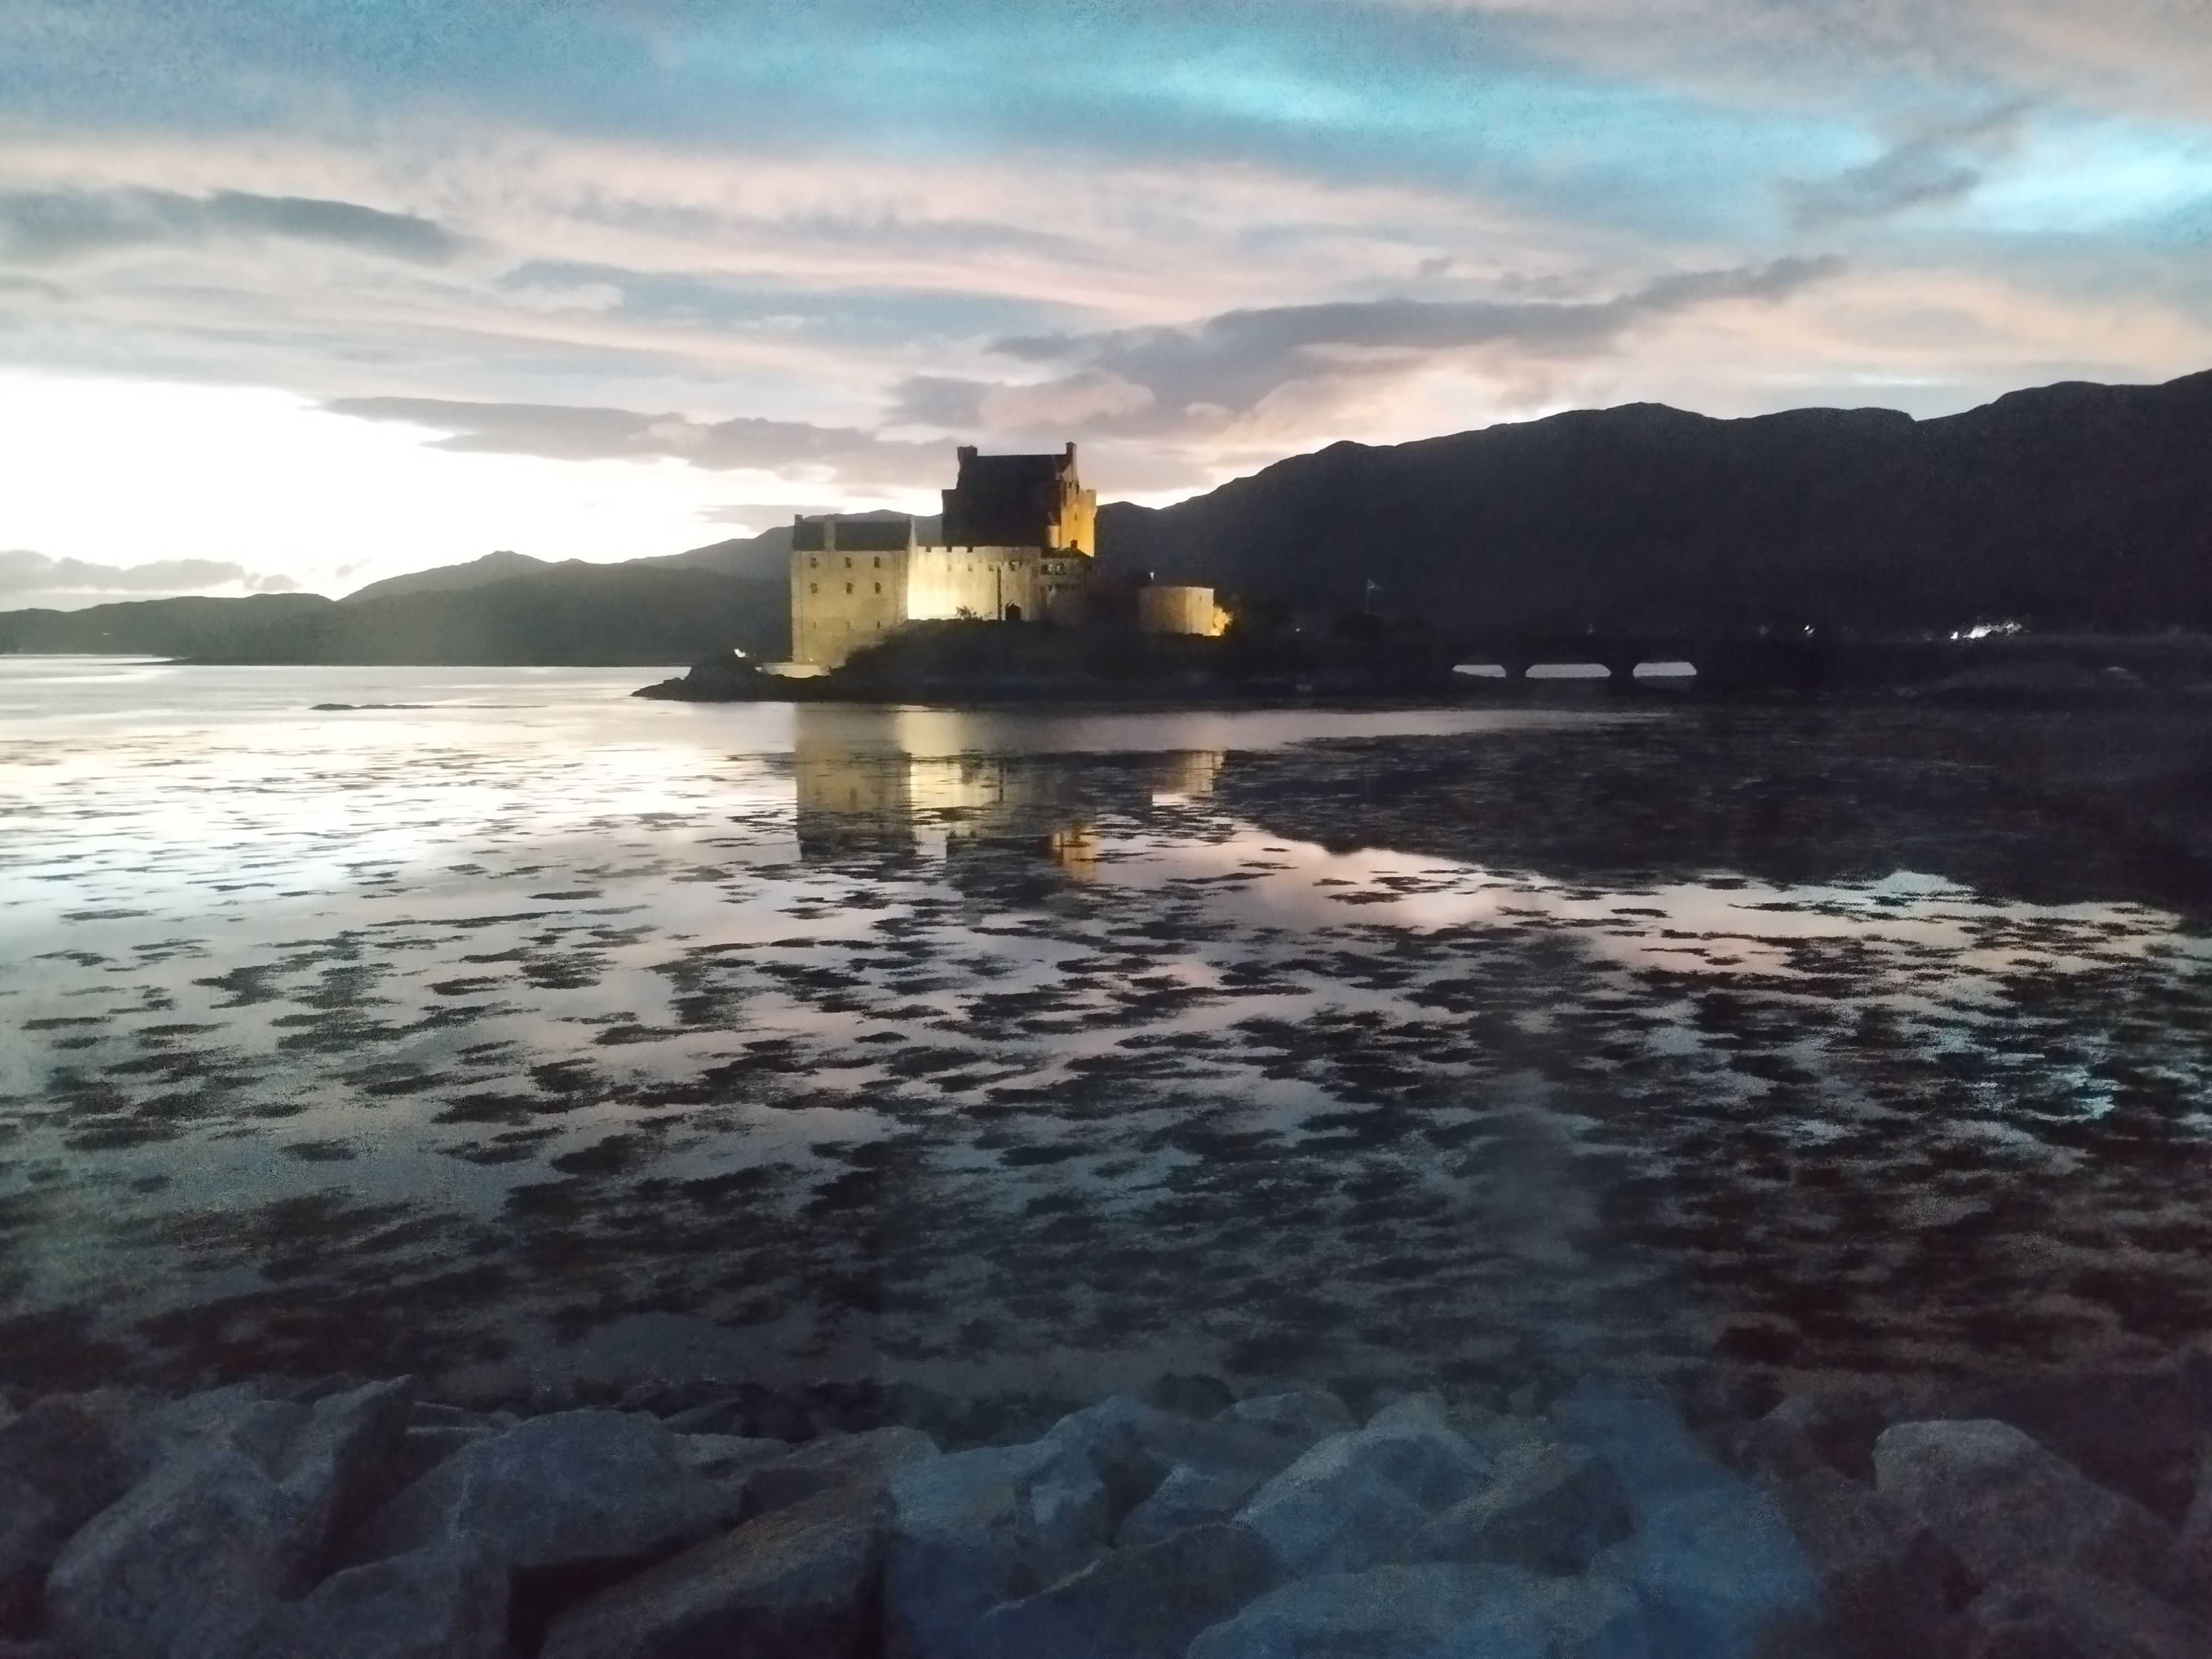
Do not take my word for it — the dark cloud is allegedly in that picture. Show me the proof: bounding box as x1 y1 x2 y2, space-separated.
1784 106 2031 226
323 397 952 488
0 187 460 265
892 255 1848 437
0 549 295 601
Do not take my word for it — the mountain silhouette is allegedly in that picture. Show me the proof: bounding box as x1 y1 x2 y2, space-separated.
1098 369 2212 637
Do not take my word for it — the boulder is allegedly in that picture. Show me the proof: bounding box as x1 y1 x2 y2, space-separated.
1964 1567 2211 1659
542 1479 889 1659
1741 1389 1888 1484
46 1441 322 1659
1115 1464 1269 1550
1235 1397 1488 1579
345 1408 739 1575
1186 1561 1647 1659
1594 1483 1822 1659
0 1389 150 1535
1220 1391 1354 1447
674 1433 789 1486
975 1522 1272 1659
740 1426 936 1515
243 1536 506 1659
1549 1393 1732 1525
883 1437 1112 1659
0 1474 59 1634
1409 1442 1631 1574
46 1377 419 1659
1874 1419 2176 1590
1771 1466 1965 1658
1958 1354 2212 1523
1235 1433 1428 1579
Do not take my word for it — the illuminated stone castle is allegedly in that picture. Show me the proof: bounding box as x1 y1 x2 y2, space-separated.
790 444 1098 669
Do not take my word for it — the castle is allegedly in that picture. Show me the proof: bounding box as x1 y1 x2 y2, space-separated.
790 444 1098 669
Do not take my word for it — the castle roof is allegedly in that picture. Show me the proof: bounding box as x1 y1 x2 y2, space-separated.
941 445 1082 549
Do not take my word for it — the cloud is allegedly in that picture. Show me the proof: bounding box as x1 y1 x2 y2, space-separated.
1784 106 2032 226
323 397 953 490
0 187 460 265
894 255 1848 437
0 549 299 607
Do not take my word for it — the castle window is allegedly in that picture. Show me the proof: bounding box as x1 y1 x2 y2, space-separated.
873 556 882 568
844 581 853 594
808 582 818 594
844 556 852 568
873 582 881 594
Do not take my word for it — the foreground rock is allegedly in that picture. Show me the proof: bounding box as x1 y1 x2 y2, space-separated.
544 1478 900 1659
974 1522 1272 1659
1873 1418 2176 1590
46 1379 414 1659
1187 1562 1646 1659
347 1408 738 1574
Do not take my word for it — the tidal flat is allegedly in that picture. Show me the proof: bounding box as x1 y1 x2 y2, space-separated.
3 657 2210 1408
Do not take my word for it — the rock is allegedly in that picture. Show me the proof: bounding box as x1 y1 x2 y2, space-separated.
1549 1392 1732 1525
1234 1394 1490 1580
281 1378 420 1556
1186 1561 1647 1659
741 1426 936 1515
393 1427 494 1494
1741 1388 1888 1484
1874 1419 2176 1590
975 1521 1273 1659
47 1440 322 1659
0 1474 59 1635
406 1404 487 1432
1964 1567 2211 1659
243 1537 507 1659
0 1388 150 1533
1219 1391 1353 1447
1345 1395 1492 1507
1146 1374 1234 1420
1961 1357 2212 1524
1772 1466 1965 1658
345 1408 739 1575
676 1433 791 1485
45 1377 419 1659
1594 1483 1823 1659
543 1479 888 1659
883 1437 1112 1659
1236 1434 1426 1579
1409 1442 1631 1574
1115 1464 1269 1550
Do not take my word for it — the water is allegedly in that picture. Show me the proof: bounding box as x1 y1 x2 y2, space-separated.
3 656 2209 1402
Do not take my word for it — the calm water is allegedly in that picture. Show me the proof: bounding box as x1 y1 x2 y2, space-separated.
3 658 2209 1403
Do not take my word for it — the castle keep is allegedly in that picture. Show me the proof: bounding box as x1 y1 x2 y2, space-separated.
790 444 1098 669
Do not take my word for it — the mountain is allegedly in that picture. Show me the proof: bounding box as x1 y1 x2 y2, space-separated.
341 549 549 602
0 564 787 664
1097 369 2212 636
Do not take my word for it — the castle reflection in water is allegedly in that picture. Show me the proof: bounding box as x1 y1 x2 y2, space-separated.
790 708 1223 875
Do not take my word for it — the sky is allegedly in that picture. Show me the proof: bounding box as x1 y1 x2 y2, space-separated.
2 0 2209 608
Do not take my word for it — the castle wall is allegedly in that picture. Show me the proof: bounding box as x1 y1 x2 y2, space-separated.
905 546 1045 624
792 543 909 668
1138 585 1230 637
